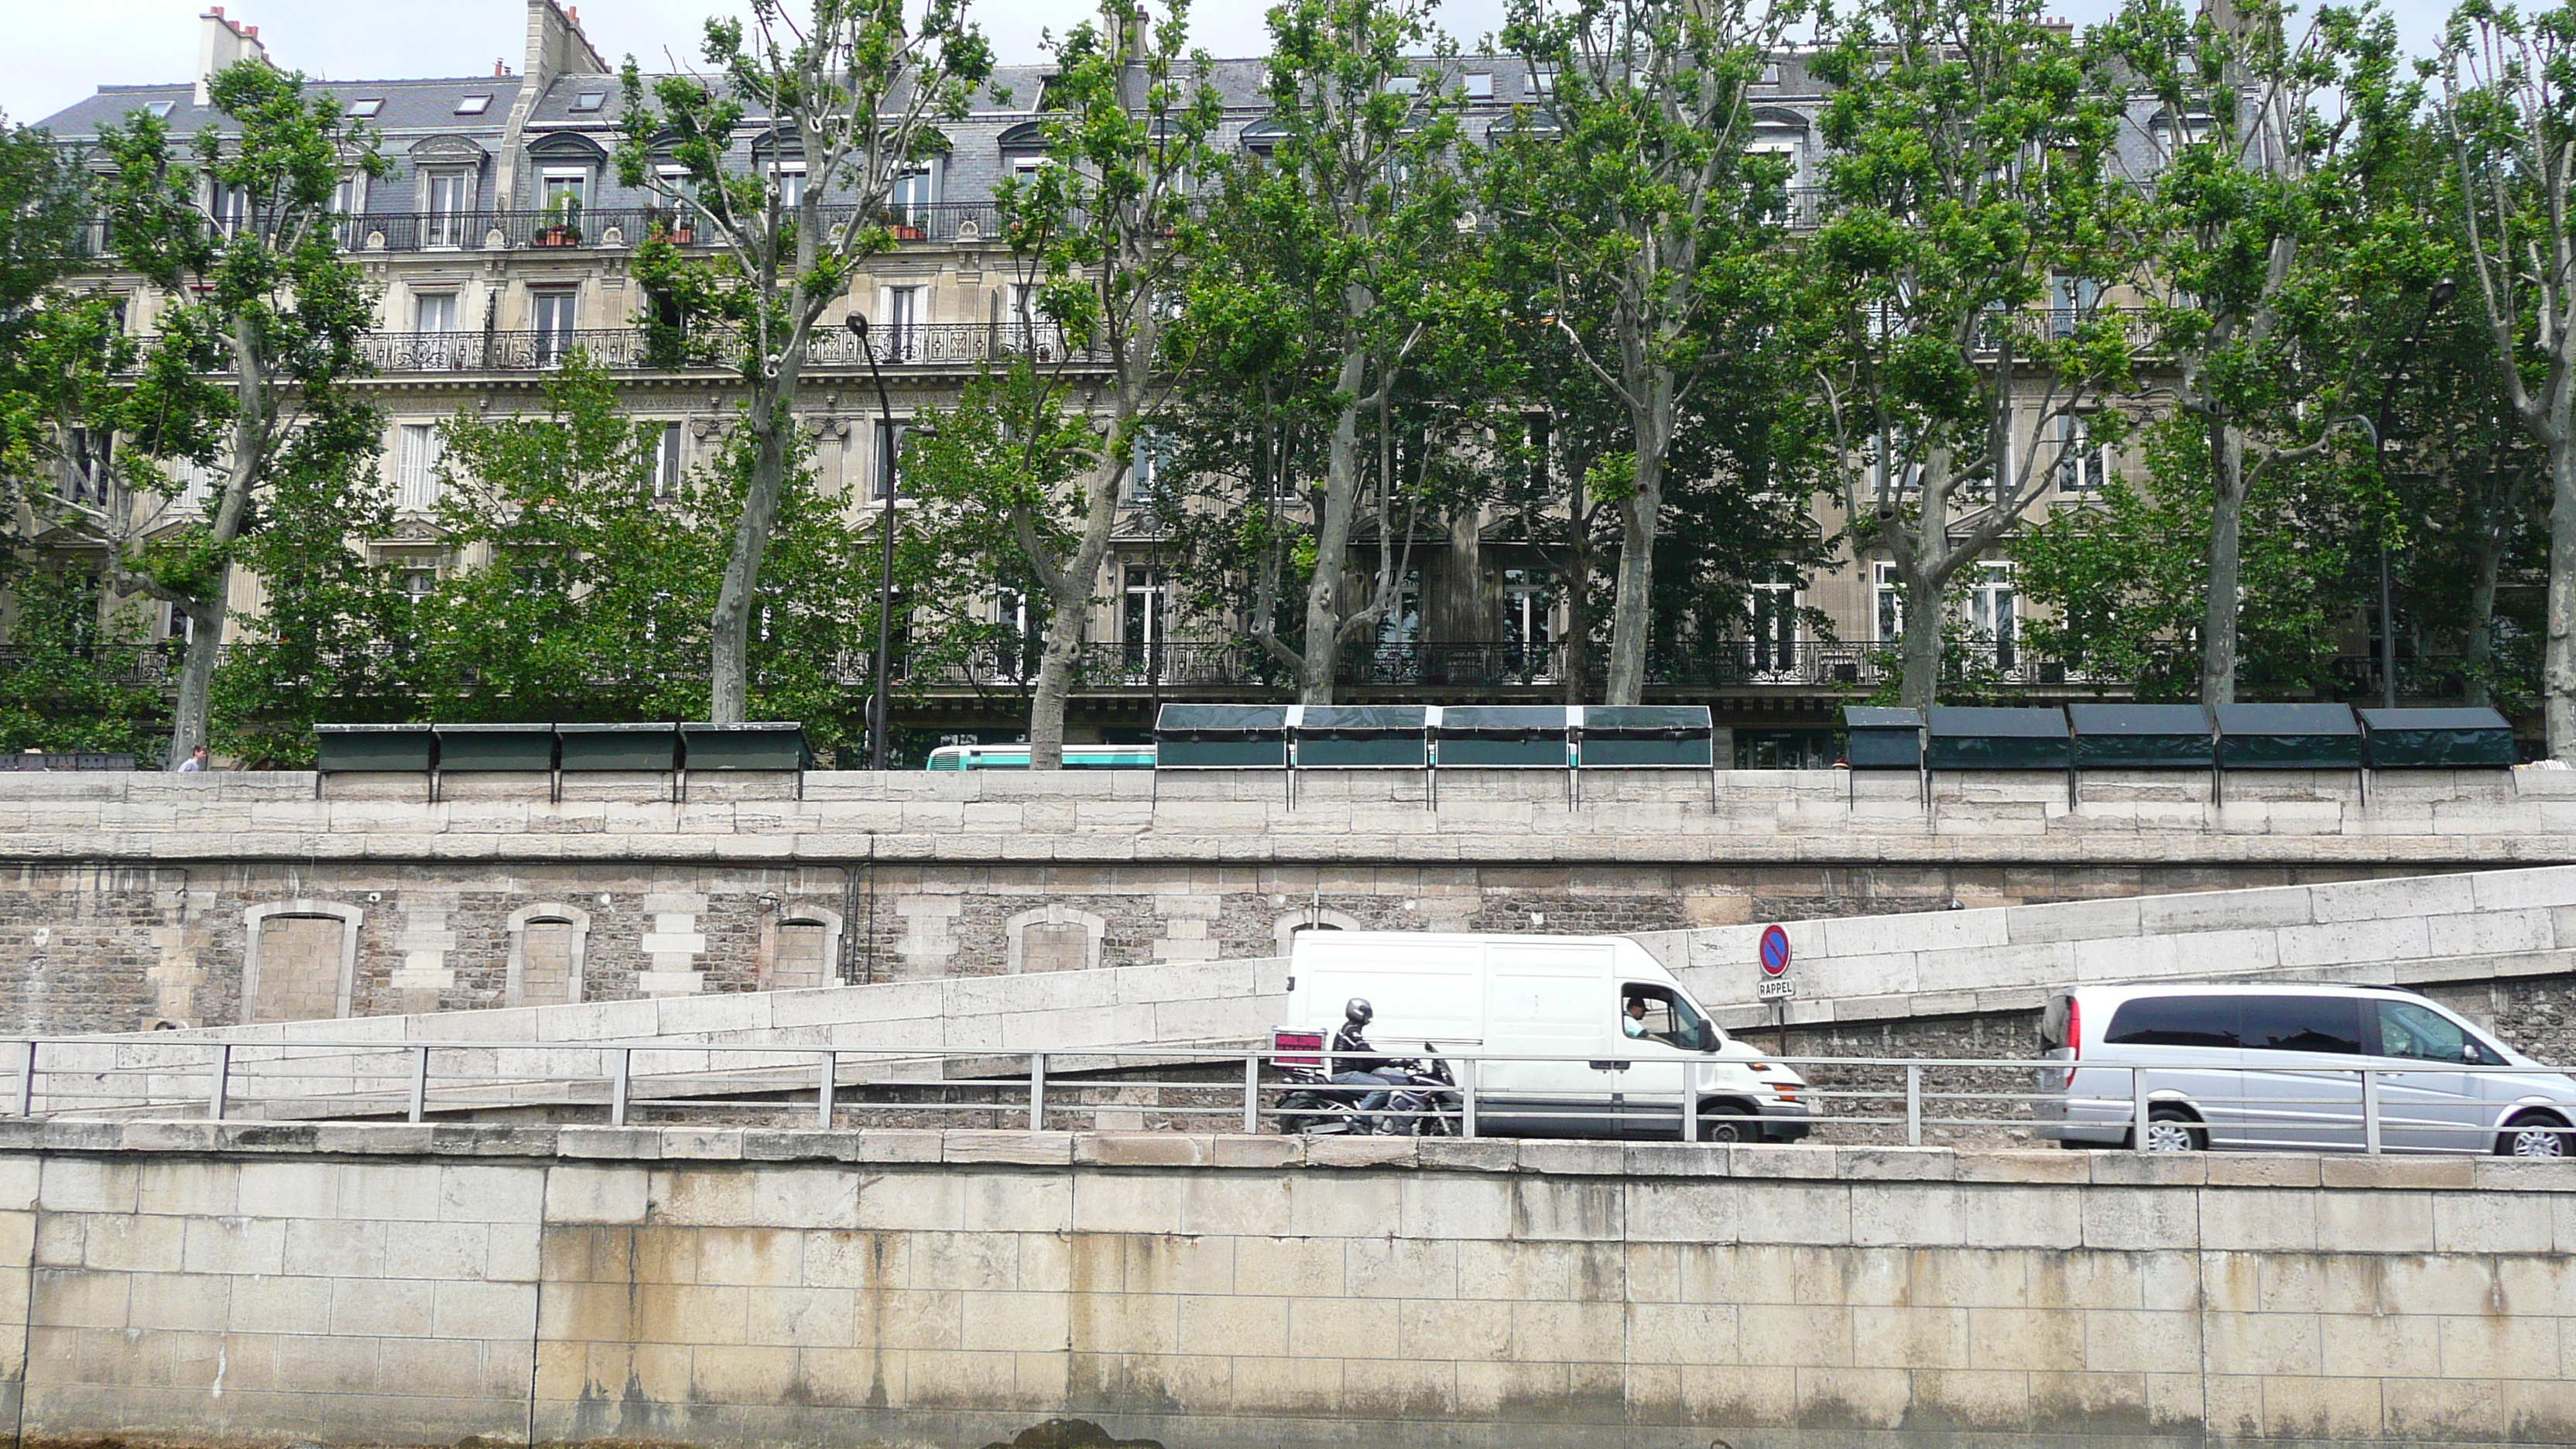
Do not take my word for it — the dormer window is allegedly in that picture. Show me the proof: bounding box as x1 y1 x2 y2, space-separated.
1384 75 1420 96
571 91 606 113
348 98 383 118
456 94 492 115
1464 73 1493 98
145 101 176 118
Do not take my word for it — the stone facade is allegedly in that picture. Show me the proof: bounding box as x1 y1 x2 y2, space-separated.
1 1122 2571 1449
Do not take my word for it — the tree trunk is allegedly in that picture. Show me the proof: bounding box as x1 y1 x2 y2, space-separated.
2546 433 2576 760
1897 561 1944 711
1028 455 1125 771
709 389 796 724
163 592 225 769
1602 443 1663 704
2465 502 2500 710
1297 348 1372 706
2199 420 2247 704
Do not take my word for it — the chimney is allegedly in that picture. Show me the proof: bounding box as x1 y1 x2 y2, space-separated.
196 7 270 106
527 0 608 80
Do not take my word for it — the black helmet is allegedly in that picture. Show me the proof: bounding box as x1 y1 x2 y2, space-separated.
1345 997 1374 1026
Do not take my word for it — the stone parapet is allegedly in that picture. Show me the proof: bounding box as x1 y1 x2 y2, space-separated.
2 766 2571 868
1 1122 2570 1449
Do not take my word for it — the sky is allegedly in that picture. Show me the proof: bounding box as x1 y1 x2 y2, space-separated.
2 0 2458 129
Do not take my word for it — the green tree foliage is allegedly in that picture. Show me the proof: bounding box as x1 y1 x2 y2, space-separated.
1167 0 1482 704
0 571 164 756
0 115 103 585
82 60 389 769
1807 0 2140 710
414 356 881 759
615 0 992 724
1485 0 1810 702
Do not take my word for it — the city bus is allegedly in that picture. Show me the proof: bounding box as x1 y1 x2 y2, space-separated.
924 743 1156 770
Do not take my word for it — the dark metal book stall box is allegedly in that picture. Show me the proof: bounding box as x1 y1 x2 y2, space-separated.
2212 704 2361 803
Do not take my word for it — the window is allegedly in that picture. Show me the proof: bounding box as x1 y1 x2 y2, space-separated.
456 94 493 115
402 566 438 602
1873 437 1921 496
1618 985 1712 1050
2050 274 2101 337
2239 995 2365 1056
1122 566 1166 675
2373 1000 2469 1062
652 423 683 498
61 427 111 505
348 98 383 118
570 91 606 113
1004 282 1060 356
540 171 587 225
425 172 473 247
145 101 176 119
1384 75 1420 95
170 457 216 513
878 285 923 360
1749 573 1798 673
211 183 251 237
890 163 937 221
2104 996 2239 1050
1124 428 1163 504
1464 73 1493 98
1874 561 1905 644
1530 67 1556 94
331 173 365 217
774 164 808 210
1502 568 1553 656
1967 562 2015 670
532 290 577 365
396 423 443 511
414 292 457 333
872 420 912 499
2055 414 2110 494
1759 61 1783 83
1375 567 1422 651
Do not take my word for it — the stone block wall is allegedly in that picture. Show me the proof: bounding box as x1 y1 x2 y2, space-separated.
0 1122 2571 1449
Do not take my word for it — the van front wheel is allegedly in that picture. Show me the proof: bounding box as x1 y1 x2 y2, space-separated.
1697 1101 1758 1143
2499 1111 2571 1158
2133 1105 2207 1153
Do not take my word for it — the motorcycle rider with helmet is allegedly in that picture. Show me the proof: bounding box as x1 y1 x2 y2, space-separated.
1331 998 1395 1123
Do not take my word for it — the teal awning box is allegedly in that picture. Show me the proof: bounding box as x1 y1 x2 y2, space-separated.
1927 707 2070 770
557 723 681 772
1154 704 1290 769
313 723 436 772
1577 706 1714 768
2214 704 2360 770
2358 707 2514 769
433 723 556 772
1843 707 1923 769
681 722 814 771
1436 705 1571 768
1297 705 1429 769
2070 704 2214 769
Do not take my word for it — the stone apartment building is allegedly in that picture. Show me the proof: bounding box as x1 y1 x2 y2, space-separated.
27 0 2163 766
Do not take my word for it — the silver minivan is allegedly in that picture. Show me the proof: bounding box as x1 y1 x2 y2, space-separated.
2035 982 2576 1156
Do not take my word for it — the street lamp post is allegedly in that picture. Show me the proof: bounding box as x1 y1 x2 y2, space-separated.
848 312 899 772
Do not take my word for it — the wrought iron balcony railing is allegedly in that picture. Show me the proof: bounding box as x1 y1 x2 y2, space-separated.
355 320 1107 375
74 204 1013 259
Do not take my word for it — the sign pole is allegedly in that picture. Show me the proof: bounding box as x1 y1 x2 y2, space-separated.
1755 923 1796 1057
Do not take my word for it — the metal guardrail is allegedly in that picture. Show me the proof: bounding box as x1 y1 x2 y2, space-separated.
5 1039 2564 1156
354 321 1106 375
77 204 1014 259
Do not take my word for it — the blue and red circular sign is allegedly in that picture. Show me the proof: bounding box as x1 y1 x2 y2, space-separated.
1759 924 1791 977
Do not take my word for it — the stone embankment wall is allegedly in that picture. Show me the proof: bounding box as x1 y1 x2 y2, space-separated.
0 1120 2568 1449
5 766 2568 1033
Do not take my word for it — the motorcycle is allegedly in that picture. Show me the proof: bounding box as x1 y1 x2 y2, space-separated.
1273 1042 1461 1136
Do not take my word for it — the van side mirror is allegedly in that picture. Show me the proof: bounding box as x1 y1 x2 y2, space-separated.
1697 1023 1721 1053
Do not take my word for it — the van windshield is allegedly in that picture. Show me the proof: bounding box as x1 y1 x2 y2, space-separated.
1621 985 1712 1049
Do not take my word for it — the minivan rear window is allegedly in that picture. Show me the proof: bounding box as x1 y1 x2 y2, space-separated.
2240 995 2364 1055
2040 994 2072 1053
2103 996 2239 1049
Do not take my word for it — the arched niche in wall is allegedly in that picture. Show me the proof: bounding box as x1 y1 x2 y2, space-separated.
239 900 365 1025
762 905 844 992
1007 904 1105 975
505 903 592 1008
1273 906 1365 952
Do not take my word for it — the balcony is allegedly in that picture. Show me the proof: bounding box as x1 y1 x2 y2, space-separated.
75 204 1011 259
354 321 1108 375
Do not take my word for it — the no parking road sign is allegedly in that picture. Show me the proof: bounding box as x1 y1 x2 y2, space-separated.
1756 924 1796 999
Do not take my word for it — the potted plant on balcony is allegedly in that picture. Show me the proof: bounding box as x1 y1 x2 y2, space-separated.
646 206 694 246
536 195 583 247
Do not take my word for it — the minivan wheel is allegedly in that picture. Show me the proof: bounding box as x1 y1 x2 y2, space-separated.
2499 1111 2571 1158
2135 1106 2207 1153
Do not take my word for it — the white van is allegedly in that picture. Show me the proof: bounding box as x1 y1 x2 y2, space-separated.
1282 930 1812 1141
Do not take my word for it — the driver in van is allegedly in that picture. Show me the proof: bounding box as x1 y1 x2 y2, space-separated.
1624 997 1652 1038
